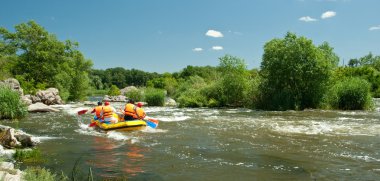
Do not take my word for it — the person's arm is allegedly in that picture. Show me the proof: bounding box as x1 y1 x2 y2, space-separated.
90 108 95 113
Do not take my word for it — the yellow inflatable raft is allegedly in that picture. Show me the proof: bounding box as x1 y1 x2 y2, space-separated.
90 113 147 131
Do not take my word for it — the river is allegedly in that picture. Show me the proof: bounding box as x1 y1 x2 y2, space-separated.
1 99 380 180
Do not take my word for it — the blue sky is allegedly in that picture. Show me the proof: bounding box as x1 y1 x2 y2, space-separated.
1 0 379 73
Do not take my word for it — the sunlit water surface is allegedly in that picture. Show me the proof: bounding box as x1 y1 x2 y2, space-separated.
2 99 380 180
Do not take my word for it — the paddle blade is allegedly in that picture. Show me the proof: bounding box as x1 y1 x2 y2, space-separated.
145 118 159 128
77 109 88 115
89 122 97 127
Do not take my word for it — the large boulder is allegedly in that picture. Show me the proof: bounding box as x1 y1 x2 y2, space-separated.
103 95 127 102
0 128 20 149
28 102 60 112
165 97 177 107
35 88 63 105
0 78 23 96
21 95 33 106
120 86 138 96
0 125 38 149
0 162 23 181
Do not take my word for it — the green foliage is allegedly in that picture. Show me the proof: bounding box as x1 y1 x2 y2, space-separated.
108 85 120 96
147 74 179 96
23 166 68 181
217 55 250 107
325 77 373 110
88 88 108 96
174 76 208 107
125 89 143 101
13 148 44 163
177 90 207 107
0 21 92 101
333 66 380 98
259 32 338 110
144 88 165 106
0 86 28 119
179 65 219 81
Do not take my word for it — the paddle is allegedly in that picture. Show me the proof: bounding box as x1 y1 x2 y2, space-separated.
77 109 88 115
144 118 159 128
77 109 97 127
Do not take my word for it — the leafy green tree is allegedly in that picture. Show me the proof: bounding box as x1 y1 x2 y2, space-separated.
217 55 250 107
108 85 120 96
0 21 92 101
259 32 338 110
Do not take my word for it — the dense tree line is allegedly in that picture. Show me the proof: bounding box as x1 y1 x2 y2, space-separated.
1 21 378 110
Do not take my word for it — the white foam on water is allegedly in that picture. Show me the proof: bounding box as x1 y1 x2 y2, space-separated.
338 117 365 121
31 136 64 143
340 153 380 162
269 120 378 136
106 131 133 141
142 127 168 133
158 116 191 122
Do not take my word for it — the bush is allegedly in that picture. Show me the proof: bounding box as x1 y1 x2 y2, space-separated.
125 89 143 102
326 77 373 110
0 86 28 119
108 85 120 96
13 148 45 163
177 90 207 108
23 166 68 181
144 88 165 106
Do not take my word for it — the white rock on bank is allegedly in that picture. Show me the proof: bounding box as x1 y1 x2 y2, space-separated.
0 162 24 181
27 102 60 112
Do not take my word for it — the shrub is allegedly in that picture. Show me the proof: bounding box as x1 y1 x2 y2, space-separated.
125 89 143 102
0 86 28 119
13 148 45 163
107 85 120 96
144 88 165 106
327 77 373 110
177 90 207 108
23 166 68 181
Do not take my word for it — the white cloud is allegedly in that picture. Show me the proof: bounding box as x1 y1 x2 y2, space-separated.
299 16 318 22
212 46 223 51
369 25 380 31
192 48 203 52
206 30 224 38
321 11 336 19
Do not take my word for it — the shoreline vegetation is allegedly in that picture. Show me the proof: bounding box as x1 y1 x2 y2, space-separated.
0 20 379 180
1 21 379 112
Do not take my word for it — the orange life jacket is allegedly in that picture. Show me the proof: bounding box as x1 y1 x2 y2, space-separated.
94 106 103 117
102 106 114 118
124 103 146 119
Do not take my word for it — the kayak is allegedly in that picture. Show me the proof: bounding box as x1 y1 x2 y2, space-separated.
90 113 147 131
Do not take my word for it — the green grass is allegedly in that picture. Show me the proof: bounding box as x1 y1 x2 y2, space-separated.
23 166 68 181
0 86 28 119
144 88 165 106
13 148 45 164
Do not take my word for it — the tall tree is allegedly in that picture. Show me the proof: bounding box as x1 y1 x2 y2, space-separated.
259 32 338 110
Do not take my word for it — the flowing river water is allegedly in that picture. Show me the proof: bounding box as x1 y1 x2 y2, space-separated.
2 99 380 180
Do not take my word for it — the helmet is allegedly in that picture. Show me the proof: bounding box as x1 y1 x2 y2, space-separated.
128 99 135 104
97 101 102 106
137 102 143 108
104 101 110 106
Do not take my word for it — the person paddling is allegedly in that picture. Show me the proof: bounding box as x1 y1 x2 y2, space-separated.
91 101 103 121
101 101 118 124
123 99 146 121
